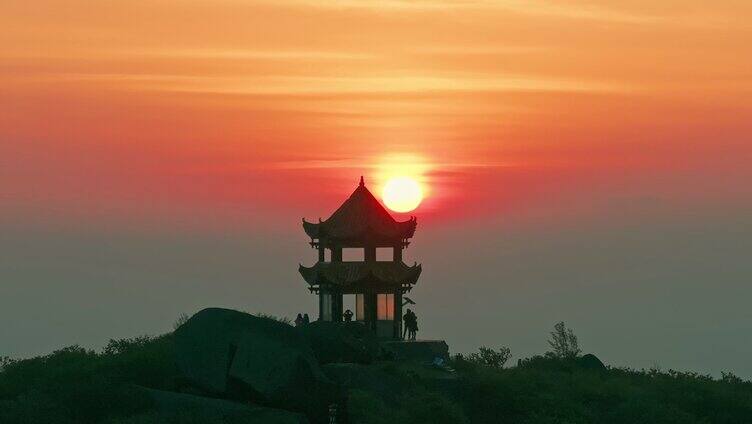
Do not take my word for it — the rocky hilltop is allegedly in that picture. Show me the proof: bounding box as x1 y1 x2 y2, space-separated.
2 308 751 424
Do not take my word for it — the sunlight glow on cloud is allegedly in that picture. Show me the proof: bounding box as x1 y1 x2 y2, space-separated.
113 74 628 95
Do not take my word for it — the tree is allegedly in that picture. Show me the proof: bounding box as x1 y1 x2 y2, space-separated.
466 346 512 369
547 321 581 359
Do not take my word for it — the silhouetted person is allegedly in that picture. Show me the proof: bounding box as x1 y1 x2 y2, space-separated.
295 313 304 327
402 309 409 339
403 309 414 340
409 312 418 340
343 309 353 322
303 313 310 325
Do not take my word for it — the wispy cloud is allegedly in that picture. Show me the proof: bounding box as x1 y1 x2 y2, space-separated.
43 72 625 95
274 0 664 24
267 157 516 171
139 48 378 61
269 0 730 28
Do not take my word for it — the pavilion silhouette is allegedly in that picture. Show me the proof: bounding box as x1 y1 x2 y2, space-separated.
300 176 421 339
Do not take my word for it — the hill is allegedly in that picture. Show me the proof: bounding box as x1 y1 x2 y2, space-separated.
2 310 752 424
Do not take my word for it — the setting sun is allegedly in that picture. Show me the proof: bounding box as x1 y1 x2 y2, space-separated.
382 177 423 213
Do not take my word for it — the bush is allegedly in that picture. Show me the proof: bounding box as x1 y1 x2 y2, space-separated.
0 345 154 423
103 336 156 355
452 357 752 424
0 336 182 424
465 346 512 369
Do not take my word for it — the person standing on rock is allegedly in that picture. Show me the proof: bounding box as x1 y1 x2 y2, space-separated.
409 312 419 340
403 309 414 340
303 313 310 325
402 309 409 339
295 313 304 327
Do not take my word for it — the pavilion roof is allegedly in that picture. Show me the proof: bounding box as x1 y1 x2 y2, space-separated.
302 177 417 242
299 261 422 288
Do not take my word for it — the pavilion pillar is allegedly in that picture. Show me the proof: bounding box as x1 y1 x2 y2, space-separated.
364 292 377 332
394 290 403 339
333 292 343 322
365 245 376 262
331 246 342 262
394 244 403 262
318 246 325 262
318 290 324 321
319 287 336 322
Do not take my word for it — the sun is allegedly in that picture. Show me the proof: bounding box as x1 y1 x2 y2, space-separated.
382 177 423 213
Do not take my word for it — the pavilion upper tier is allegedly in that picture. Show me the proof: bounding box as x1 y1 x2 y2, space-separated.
302 177 417 248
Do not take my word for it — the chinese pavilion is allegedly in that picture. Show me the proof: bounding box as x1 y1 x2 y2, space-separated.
299 176 421 339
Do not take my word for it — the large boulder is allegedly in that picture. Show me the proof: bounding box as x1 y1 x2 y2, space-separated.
174 308 337 418
142 387 309 424
228 330 334 405
577 353 606 370
298 321 381 364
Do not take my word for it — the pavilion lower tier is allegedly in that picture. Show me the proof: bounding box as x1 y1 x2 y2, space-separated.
318 287 408 339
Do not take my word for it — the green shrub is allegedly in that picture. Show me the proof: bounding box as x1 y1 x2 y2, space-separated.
0 337 180 424
465 346 512 369
451 358 752 424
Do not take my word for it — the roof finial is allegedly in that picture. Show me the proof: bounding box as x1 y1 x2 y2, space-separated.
359 175 365 187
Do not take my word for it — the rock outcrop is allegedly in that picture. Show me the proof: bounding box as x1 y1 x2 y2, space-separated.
174 308 337 419
298 321 381 364
142 387 309 424
577 353 606 370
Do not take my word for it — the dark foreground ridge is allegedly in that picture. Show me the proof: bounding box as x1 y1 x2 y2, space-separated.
2 308 752 424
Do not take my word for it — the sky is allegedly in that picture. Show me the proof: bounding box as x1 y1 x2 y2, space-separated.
2 0 752 376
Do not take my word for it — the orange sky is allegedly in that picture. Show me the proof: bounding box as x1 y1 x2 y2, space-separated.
3 0 752 230
3 1 752 375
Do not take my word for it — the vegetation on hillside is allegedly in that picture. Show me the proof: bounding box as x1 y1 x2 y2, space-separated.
0 335 181 423
2 320 752 423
